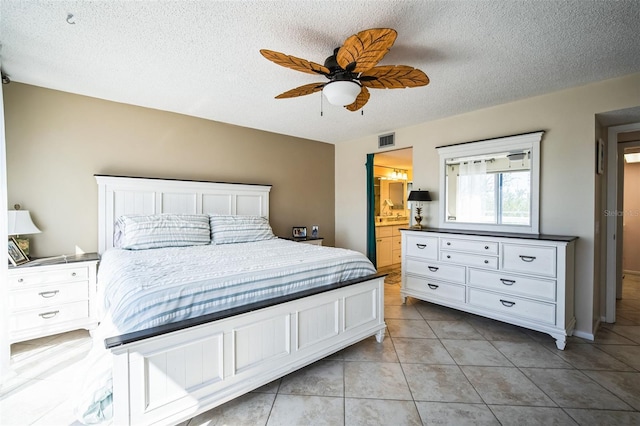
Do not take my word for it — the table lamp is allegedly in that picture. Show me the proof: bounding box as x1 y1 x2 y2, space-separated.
8 205 41 256
407 190 432 229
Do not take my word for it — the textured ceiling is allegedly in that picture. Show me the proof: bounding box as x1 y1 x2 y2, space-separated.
1 1 640 144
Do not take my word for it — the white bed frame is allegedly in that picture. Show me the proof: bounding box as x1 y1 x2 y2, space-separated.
95 175 386 425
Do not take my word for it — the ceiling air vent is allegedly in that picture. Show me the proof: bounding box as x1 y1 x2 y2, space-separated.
378 133 395 149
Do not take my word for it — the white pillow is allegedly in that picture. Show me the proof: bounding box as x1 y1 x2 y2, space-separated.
116 214 211 250
209 215 275 244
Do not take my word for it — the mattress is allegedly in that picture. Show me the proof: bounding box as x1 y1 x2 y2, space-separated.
98 238 376 334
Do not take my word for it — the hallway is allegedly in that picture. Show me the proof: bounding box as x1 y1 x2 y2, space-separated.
615 274 640 326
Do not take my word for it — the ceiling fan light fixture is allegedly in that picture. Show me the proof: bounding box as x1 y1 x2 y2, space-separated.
322 80 361 106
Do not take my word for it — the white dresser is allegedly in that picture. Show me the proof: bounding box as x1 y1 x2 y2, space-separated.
7 253 99 344
401 229 576 349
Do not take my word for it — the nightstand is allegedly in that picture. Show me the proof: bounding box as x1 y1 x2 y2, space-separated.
7 253 99 344
287 237 324 246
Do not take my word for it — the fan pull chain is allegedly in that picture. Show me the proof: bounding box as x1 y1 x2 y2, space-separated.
320 91 323 117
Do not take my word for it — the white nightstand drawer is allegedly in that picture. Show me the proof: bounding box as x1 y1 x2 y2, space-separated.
406 259 466 284
440 250 498 269
10 281 89 311
9 300 90 334
468 288 556 325
502 244 556 277
300 239 323 246
405 276 465 303
405 234 438 260
468 269 556 302
8 266 89 288
440 238 499 255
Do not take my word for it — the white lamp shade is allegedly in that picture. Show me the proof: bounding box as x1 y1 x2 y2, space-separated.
322 80 361 106
8 210 41 235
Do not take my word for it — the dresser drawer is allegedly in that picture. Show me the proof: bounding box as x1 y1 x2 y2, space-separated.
405 275 465 303
440 238 499 255
405 234 438 260
502 244 556 277
468 269 556 302
406 259 466 284
468 288 556 325
441 251 498 269
8 266 89 288
9 281 89 311
9 300 90 334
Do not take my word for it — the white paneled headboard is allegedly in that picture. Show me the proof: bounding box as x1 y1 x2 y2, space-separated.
95 175 271 254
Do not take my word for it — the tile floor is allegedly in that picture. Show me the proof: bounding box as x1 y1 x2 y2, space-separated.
1 270 640 425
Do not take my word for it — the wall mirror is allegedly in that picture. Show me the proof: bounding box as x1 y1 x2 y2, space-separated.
388 182 405 210
437 131 544 234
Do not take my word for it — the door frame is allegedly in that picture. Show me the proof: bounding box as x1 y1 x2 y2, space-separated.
605 122 640 322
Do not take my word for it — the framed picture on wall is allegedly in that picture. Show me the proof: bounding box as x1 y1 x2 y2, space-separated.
292 226 307 238
597 138 605 175
8 237 29 266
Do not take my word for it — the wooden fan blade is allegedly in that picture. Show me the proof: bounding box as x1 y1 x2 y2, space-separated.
275 82 325 99
345 86 370 112
260 49 330 76
360 65 429 89
336 28 397 73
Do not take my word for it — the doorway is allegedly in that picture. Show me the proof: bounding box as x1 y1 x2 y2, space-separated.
605 121 640 323
368 148 413 271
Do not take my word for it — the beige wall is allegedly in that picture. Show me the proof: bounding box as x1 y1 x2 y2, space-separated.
4 83 335 256
335 72 640 336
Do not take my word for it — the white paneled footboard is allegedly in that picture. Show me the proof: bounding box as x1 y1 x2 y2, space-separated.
109 276 386 425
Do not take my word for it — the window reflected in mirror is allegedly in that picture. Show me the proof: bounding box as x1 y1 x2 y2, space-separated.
445 150 531 226
438 131 543 234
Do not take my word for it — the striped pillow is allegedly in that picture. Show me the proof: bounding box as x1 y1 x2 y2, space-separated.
210 215 275 244
117 214 211 250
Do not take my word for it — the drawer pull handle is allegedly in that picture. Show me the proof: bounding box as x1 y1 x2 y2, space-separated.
416 243 427 249
39 310 59 319
428 266 439 272
484 260 489 264
519 255 536 262
484 246 489 250
500 299 516 307
427 284 439 290
18 278 24 283
446 255 451 259
39 290 59 298
446 242 451 246
500 279 516 286
71 272 77 277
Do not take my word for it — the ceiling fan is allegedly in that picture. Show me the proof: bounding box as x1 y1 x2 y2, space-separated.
260 28 429 112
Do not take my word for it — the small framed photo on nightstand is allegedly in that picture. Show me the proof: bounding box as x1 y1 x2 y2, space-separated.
8 237 29 266
311 225 319 238
292 226 307 238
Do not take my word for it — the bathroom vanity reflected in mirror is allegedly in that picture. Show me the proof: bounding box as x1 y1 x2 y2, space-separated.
437 131 544 234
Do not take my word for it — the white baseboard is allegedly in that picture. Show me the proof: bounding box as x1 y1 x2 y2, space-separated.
572 329 595 341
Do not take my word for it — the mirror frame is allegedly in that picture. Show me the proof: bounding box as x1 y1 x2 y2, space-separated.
436 131 544 234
